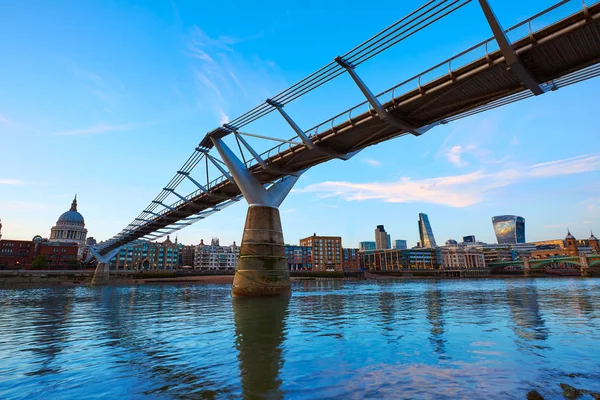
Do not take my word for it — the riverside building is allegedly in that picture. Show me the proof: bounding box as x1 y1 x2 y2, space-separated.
109 236 179 270
284 245 312 271
194 239 239 271
299 234 343 271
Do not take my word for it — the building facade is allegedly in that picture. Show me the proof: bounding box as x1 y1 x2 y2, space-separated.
359 241 376 251
342 248 360 271
0 237 78 269
440 246 486 269
110 236 179 270
360 248 441 271
299 234 343 271
492 215 525 244
194 240 239 271
179 244 196 267
393 240 407 250
284 245 312 271
374 225 390 250
418 213 437 248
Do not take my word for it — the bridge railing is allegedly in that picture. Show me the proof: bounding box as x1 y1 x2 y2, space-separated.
101 0 600 250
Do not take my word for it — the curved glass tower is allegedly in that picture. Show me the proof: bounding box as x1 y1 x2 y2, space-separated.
492 215 525 244
418 213 437 248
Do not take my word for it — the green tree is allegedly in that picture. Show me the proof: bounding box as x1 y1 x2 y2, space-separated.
66 259 80 269
32 255 49 269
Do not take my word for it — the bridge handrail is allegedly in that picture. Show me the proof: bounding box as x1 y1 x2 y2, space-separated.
102 0 599 250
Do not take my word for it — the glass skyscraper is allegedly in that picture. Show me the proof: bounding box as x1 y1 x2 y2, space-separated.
418 213 437 248
492 215 526 244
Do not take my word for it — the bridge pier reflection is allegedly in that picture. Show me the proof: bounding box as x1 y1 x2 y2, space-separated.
233 297 289 398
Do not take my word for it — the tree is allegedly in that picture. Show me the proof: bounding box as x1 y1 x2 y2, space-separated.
32 255 49 269
66 259 80 269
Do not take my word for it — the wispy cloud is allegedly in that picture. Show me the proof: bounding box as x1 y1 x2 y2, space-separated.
581 197 600 211
363 159 382 167
53 123 142 136
297 154 600 208
187 26 285 124
0 179 24 185
0 113 12 125
72 67 125 108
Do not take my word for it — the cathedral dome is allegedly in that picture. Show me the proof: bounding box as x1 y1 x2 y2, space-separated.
50 195 88 246
56 196 85 225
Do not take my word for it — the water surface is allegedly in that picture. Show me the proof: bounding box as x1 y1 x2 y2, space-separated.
1 278 599 399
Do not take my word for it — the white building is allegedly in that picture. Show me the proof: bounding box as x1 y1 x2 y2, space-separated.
194 239 239 271
440 246 486 269
49 195 88 259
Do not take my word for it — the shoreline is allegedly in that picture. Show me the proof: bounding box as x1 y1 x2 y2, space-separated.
0 271 593 289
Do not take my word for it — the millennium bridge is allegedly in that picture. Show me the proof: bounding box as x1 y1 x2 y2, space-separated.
89 0 600 295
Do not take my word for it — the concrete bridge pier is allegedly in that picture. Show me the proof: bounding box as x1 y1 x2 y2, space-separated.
211 137 302 297
578 254 599 277
89 247 120 285
523 258 533 277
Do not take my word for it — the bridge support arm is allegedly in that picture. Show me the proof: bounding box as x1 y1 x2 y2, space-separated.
335 56 434 136
478 0 544 95
89 247 121 285
210 136 301 207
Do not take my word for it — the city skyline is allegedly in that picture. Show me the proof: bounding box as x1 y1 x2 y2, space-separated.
1 0 600 248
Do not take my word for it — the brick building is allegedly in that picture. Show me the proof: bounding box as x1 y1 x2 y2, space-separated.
284 245 312 271
299 234 343 271
342 248 360 271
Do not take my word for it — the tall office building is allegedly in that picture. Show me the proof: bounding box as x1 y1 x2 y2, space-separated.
393 240 407 250
463 235 476 243
492 215 525 244
374 225 390 250
418 213 437 248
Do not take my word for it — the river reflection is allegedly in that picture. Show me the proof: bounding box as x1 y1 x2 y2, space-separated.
1 279 600 399
233 297 288 399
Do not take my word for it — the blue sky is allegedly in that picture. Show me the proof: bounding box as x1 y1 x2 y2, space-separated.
1 0 599 248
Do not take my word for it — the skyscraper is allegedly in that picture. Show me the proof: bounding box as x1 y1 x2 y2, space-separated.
418 213 437 248
374 225 390 249
492 215 525 244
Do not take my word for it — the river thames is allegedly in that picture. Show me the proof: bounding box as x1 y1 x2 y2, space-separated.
1 278 599 399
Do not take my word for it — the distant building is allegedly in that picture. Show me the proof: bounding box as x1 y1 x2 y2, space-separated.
393 240 407 250
86 237 97 246
446 239 458 246
492 215 525 244
359 241 376 251
418 213 437 248
342 248 360 271
440 247 485 269
284 245 312 271
463 235 476 243
49 195 88 258
110 236 179 270
179 244 196 267
374 225 390 250
0 237 78 269
299 234 343 271
360 248 441 270
194 239 239 271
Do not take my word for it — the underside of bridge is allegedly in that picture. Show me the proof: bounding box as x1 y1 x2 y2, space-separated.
92 0 600 291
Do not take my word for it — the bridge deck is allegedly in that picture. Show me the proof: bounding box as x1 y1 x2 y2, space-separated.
105 3 600 252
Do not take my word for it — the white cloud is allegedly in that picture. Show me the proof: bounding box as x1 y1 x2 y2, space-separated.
53 123 142 136
0 179 24 185
446 145 469 166
363 159 382 167
297 154 600 208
